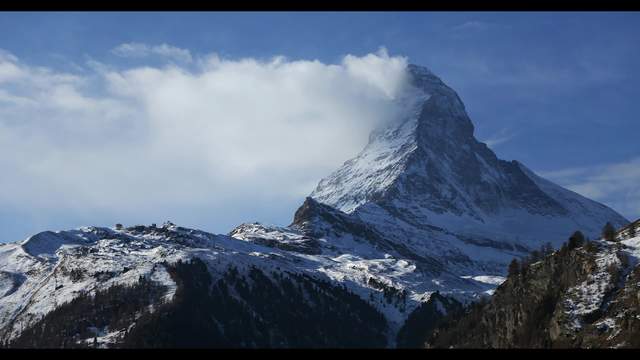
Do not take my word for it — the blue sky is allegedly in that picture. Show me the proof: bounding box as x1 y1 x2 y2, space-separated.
0 12 639 242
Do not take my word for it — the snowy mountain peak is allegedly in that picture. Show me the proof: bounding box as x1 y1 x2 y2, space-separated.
407 64 472 136
311 64 627 275
310 64 478 214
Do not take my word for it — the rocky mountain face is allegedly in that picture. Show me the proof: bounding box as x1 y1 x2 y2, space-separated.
0 64 630 348
426 235 640 348
311 64 627 276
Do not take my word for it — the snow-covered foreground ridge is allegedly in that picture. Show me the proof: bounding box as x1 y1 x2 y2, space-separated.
562 235 640 332
424 234 640 348
0 220 488 344
0 64 629 346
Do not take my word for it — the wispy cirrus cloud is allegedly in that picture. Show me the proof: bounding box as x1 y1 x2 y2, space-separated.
540 158 640 221
451 20 507 33
111 42 193 63
435 56 624 92
481 128 518 148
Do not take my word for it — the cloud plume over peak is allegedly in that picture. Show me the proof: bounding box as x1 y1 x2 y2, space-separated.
0 45 409 241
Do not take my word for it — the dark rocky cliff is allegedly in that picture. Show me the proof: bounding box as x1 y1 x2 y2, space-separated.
426 236 640 348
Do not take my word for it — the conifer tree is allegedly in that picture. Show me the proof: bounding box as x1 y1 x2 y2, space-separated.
568 231 585 249
508 259 520 277
629 222 637 238
602 222 617 242
541 242 554 256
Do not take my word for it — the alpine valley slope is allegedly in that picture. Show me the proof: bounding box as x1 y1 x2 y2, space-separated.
426 234 640 348
0 64 628 348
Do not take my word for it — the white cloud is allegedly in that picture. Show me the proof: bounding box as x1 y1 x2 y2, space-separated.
451 20 497 32
482 128 517 148
112 42 193 63
342 47 409 99
540 158 640 221
449 21 511 39
0 46 408 239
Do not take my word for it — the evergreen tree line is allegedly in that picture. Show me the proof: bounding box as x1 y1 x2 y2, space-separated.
6 275 166 348
6 258 389 348
507 220 623 279
427 223 635 348
122 259 388 348
395 292 463 348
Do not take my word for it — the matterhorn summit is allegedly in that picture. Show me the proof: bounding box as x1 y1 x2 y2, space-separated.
311 64 627 274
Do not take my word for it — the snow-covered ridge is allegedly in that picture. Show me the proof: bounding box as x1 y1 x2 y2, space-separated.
229 222 321 254
563 235 640 333
0 219 498 344
425 232 640 348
